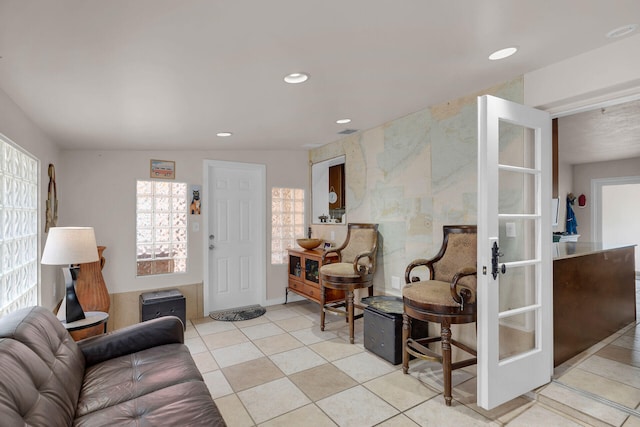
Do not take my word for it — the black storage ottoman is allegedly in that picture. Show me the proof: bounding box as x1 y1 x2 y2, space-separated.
140 289 186 330
363 296 428 365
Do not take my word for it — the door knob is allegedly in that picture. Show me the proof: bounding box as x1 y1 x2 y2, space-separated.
491 241 506 279
209 234 215 240
209 244 214 250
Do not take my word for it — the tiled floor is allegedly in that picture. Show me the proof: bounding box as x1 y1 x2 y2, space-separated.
185 280 640 426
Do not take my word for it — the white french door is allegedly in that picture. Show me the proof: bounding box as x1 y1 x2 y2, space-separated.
477 95 553 410
203 160 266 313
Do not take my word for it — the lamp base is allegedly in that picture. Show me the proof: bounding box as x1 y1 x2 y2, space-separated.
59 266 85 323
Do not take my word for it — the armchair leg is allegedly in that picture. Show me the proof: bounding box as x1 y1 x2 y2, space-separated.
347 290 355 344
402 314 410 374
441 320 453 406
320 283 326 331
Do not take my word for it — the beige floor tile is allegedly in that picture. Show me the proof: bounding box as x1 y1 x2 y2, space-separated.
187 300 640 427
317 385 399 427
237 377 311 424
194 319 237 335
258 404 337 427
289 301 320 316
404 397 493 426
364 370 438 412
506 403 584 427
375 414 420 426
184 325 199 339
290 327 338 345
623 414 640 427
557 367 640 409
212 341 265 368
191 316 215 325
230 315 270 327
222 356 285 392
215 394 255 427
184 336 208 354
289 363 358 401
579 355 640 389
332 352 397 383
191 350 219 373
406 359 474 393
253 332 304 356
269 346 327 375
613 334 640 351
539 382 628 426
309 338 365 362
596 344 640 368
202 369 234 399
202 328 249 350
452 377 534 423
264 307 302 321
240 322 286 340
275 315 315 332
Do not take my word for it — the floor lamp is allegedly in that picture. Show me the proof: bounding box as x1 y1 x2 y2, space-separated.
41 227 99 323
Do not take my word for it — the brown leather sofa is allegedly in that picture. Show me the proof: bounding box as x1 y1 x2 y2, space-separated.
0 306 226 426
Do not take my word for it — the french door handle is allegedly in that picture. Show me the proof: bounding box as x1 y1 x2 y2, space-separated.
491 241 506 279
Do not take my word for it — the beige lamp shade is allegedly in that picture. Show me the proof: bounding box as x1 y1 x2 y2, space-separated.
41 227 99 265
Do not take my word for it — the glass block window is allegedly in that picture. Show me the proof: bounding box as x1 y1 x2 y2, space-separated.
0 137 39 316
271 187 304 264
136 180 188 276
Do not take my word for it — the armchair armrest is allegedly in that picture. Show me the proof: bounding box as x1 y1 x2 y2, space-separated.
450 267 477 306
353 251 376 275
404 258 436 283
78 316 185 367
322 247 341 263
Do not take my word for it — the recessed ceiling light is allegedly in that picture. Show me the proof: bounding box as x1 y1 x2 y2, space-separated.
606 24 638 38
488 46 518 61
336 118 351 124
284 72 309 84
216 132 232 137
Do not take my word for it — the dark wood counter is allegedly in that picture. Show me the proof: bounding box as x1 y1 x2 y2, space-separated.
553 243 636 366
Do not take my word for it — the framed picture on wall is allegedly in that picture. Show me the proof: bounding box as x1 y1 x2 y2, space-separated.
150 159 175 179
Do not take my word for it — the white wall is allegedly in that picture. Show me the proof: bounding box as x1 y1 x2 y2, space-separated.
57 149 308 311
525 34 640 111
602 182 640 270
0 88 61 309
572 157 640 241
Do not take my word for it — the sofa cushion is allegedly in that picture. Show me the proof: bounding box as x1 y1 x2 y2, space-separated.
77 343 205 417
0 306 85 421
73 381 225 427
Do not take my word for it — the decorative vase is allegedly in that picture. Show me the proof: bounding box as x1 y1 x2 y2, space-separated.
70 246 110 340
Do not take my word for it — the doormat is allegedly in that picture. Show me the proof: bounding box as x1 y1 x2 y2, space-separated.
209 305 266 322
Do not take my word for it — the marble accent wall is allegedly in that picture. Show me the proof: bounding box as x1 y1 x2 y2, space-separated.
310 78 524 295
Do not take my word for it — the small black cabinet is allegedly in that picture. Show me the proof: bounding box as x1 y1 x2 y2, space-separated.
140 289 186 330
363 296 428 365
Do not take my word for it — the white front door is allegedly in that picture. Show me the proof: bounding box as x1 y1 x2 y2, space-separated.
203 160 266 313
477 95 553 410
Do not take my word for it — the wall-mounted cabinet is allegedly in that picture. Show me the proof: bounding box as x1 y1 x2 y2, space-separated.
287 248 344 304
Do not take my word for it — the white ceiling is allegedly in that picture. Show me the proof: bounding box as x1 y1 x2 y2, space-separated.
0 1 639 153
558 98 640 165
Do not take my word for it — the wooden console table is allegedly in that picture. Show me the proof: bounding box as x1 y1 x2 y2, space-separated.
286 248 344 305
553 243 636 366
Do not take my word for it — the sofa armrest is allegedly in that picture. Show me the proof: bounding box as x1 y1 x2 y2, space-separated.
78 316 184 367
